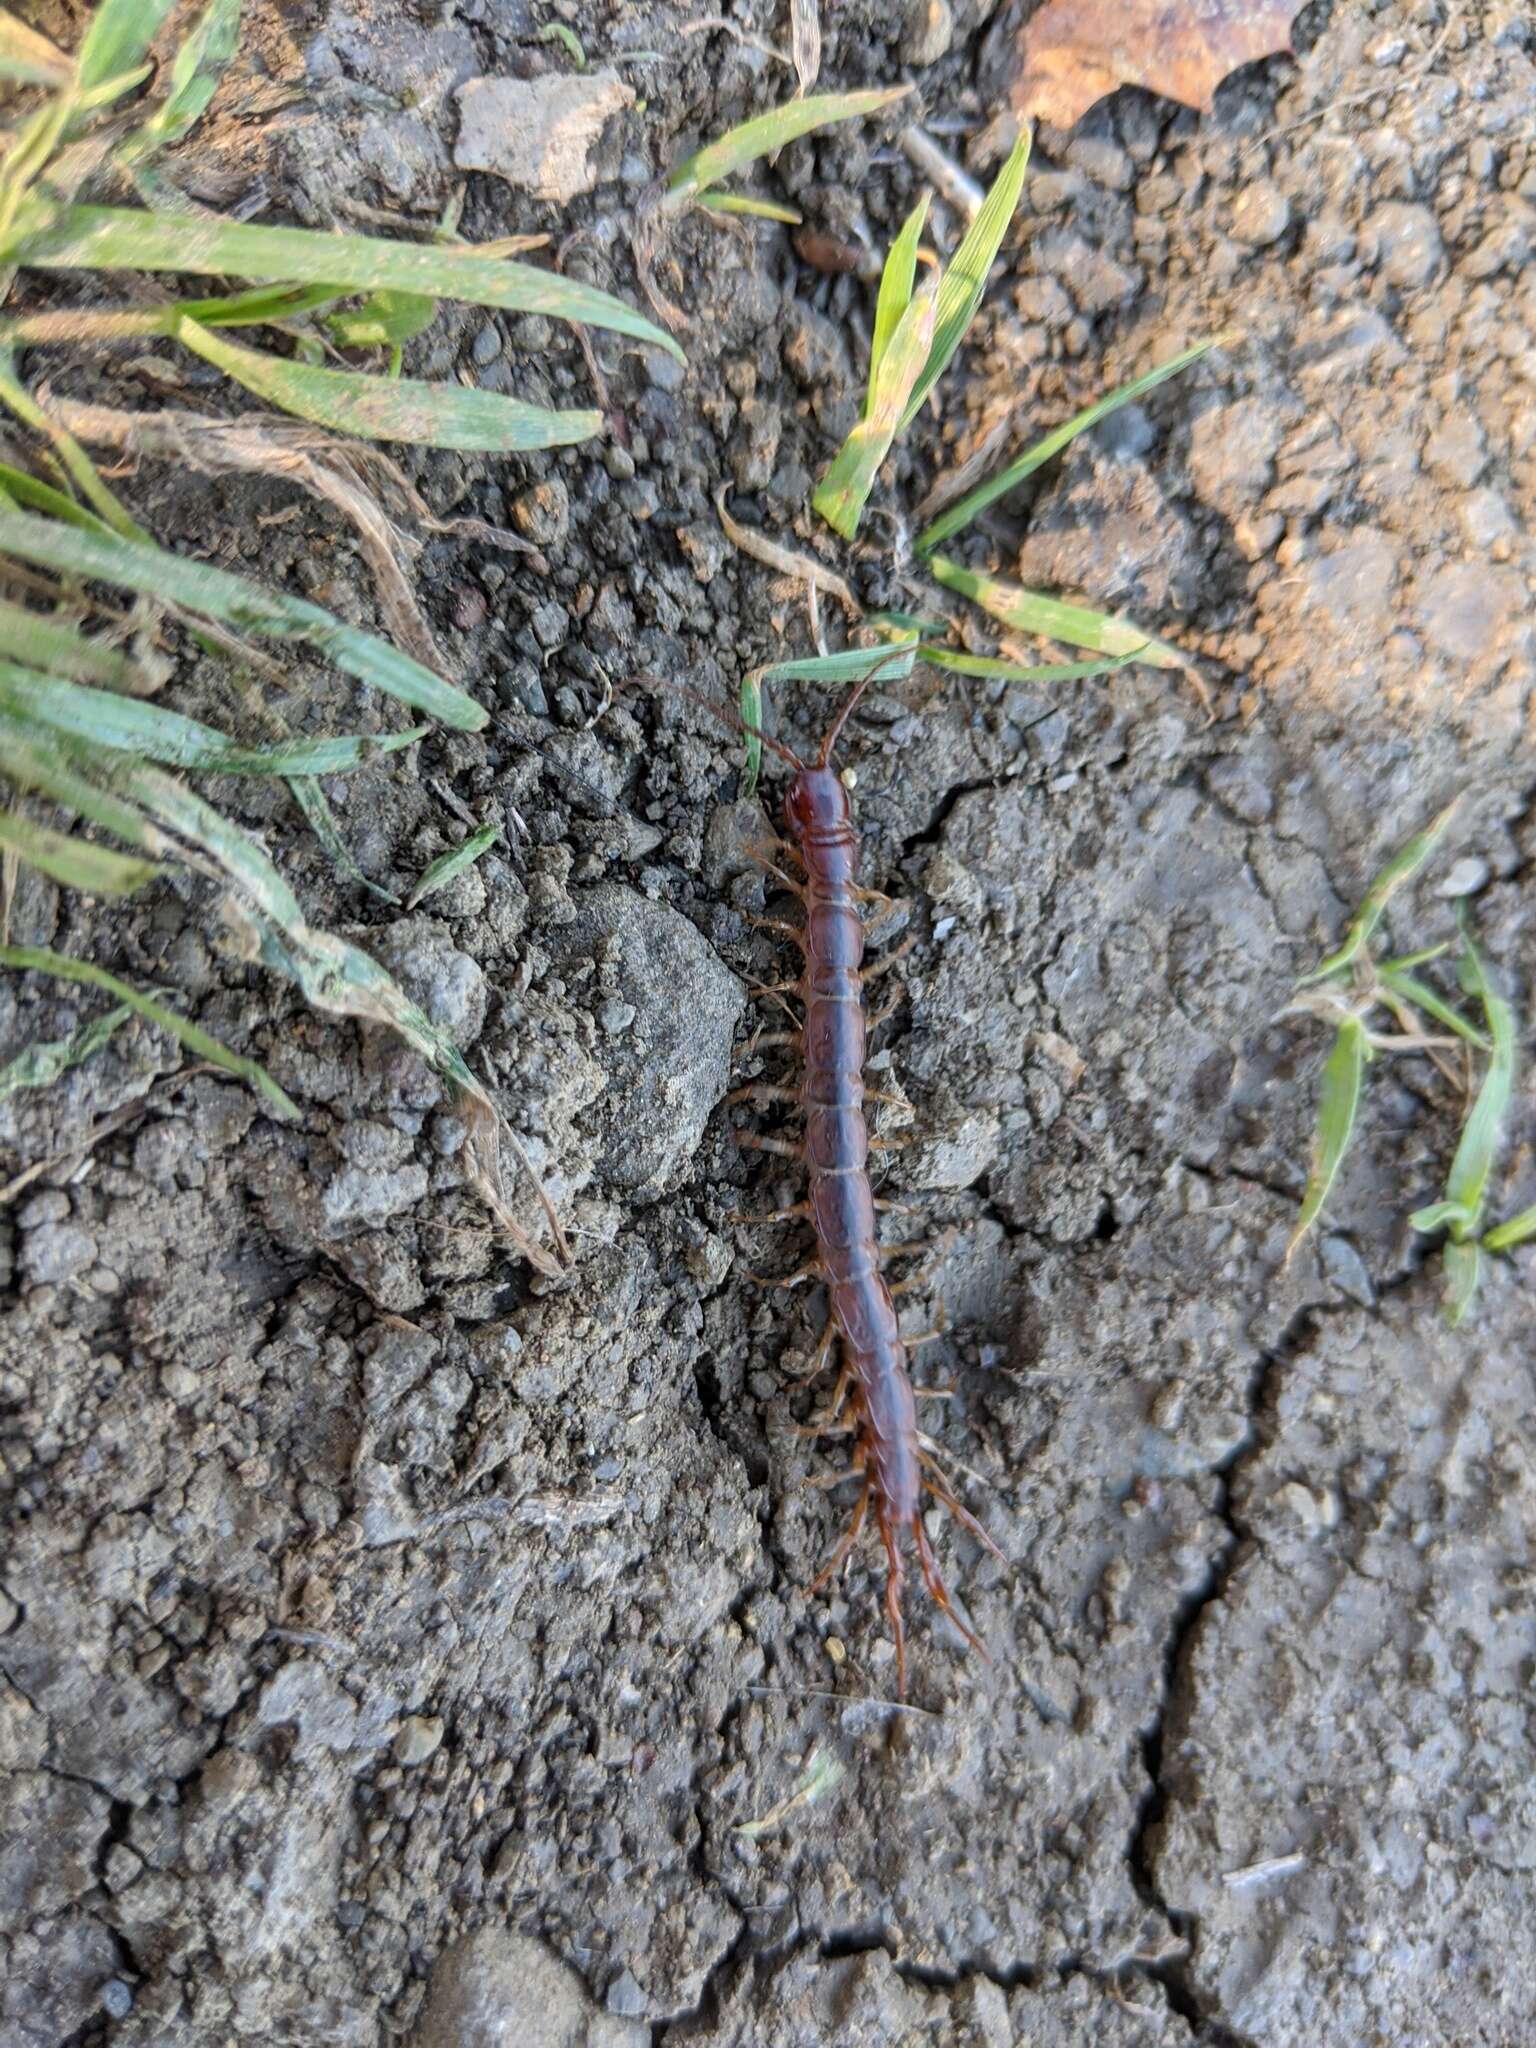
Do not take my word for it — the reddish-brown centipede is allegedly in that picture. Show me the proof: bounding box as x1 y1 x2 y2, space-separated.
682 667 1002 1696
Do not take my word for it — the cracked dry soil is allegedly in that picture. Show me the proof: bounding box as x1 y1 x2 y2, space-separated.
2 1 1535 2043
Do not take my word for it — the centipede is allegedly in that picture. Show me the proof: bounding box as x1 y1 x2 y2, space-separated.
653 664 1002 1696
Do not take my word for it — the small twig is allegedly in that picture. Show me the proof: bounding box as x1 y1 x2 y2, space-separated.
900 126 984 222
1221 1851 1307 1889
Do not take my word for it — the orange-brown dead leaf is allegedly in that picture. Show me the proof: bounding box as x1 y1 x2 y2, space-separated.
1012 0 1307 129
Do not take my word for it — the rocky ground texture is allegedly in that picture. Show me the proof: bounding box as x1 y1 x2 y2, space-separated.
2 0 1534 2043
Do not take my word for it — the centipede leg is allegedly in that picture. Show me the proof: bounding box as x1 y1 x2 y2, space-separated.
918 1456 1008 1564
862 932 919 982
726 1199 811 1226
726 1083 801 1109
785 1319 837 1389
742 1257 821 1290
912 1516 989 1663
735 1132 801 1158
880 1515 910 1700
809 1477 870 1595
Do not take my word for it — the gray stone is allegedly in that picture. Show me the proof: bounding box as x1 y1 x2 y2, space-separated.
1188 399 1283 514
1369 201 1444 287
371 916 490 1046
411 1929 648 2048
549 884 742 1200
1230 180 1291 246
1417 562 1525 661
454 72 634 204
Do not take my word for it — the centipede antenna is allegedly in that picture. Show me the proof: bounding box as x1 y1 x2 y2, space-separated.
628 670 805 769
816 643 918 769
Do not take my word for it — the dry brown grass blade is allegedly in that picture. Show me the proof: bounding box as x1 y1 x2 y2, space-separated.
461 1093 570 1277
37 394 447 672
715 484 861 617
791 0 821 92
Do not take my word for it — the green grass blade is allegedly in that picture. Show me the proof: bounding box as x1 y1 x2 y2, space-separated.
666 87 910 206
921 645 1137 684
0 941 299 1118
899 131 1030 433
325 289 437 350
869 193 929 394
813 282 937 540
1409 1197 1473 1235
0 715 162 850
0 657 426 774
17 206 685 360
0 456 114 530
0 1000 132 1100
699 193 802 224
1380 942 1452 973
1483 1204 1536 1254
1377 966 1489 1049
0 347 150 539
1441 934 1515 1235
917 335 1223 553
175 280 342 328
287 776 397 903
177 318 602 451
1287 1013 1369 1260
0 804 160 894
74 0 176 95
1297 799 1459 984
927 553 1185 668
404 822 500 910
0 600 136 688
1440 1239 1482 1328
738 638 918 796
116 0 240 163
0 509 487 730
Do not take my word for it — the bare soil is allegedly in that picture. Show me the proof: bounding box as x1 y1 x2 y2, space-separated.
2 2 1534 2043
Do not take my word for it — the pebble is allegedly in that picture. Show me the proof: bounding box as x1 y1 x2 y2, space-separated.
101 1981 134 2020
393 1715 444 1767
1437 855 1490 898
470 322 501 367
1231 180 1291 247
598 999 637 1036
454 71 634 204
512 478 570 548
900 0 952 66
1368 202 1444 287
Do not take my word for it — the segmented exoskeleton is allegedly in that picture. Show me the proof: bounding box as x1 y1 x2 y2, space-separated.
717 673 1001 1697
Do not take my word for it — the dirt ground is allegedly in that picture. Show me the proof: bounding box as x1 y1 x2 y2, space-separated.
2 0 1535 2042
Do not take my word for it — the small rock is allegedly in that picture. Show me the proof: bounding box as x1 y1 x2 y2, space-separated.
455 71 635 205
548 884 743 1200
471 322 502 367
1437 855 1490 898
597 999 636 1036
1368 202 1443 288
606 1971 647 2018
1188 399 1282 514
393 1715 444 1766
900 0 952 66
1321 1234 1376 1308
1231 180 1291 247
371 916 490 1046
907 1110 1000 1190
100 1981 134 2020
1416 562 1524 661
1424 412 1487 489
324 1162 430 1230
512 479 570 548
411 1929 648 2048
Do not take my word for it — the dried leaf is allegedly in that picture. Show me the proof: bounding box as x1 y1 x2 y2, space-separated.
1013 0 1308 130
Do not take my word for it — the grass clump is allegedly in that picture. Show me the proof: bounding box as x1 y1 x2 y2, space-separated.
0 0 623 1272
0 0 678 467
1285 804 1529 1326
693 104 1222 766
